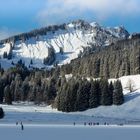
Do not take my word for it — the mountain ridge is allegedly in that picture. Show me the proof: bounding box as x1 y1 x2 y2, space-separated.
0 19 129 69
0 19 129 43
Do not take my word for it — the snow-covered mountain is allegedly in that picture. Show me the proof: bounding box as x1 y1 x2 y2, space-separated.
0 20 129 68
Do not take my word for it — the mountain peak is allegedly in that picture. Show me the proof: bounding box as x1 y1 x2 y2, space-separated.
0 19 130 69
90 22 100 28
68 19 91 29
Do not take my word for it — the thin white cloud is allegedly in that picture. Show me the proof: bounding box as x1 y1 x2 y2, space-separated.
37 0 140 25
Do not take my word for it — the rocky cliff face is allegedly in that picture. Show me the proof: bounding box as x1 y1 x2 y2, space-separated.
0 20 129 69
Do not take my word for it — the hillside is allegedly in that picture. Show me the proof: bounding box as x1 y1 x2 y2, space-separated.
0 20 129 69
58 34 140 78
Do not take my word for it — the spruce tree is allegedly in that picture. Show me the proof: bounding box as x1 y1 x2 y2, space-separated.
57 82 68 112
62 78 79 112
76 80 90 111
89 80 100 108
113 80 124 105
69 79 79 112
10 81 16 101
108 81 114 105
46 78 57 105
100 79 111 106
56 77 67 111
14 74 22 101
21 78 30 101
4 85 12 105
64 85 72 112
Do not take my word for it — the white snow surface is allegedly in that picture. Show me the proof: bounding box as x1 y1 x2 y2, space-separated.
0 20 129 69
0 75 140 125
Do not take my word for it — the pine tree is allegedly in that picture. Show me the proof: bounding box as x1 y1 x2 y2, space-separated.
10 81 16 101
100 79 111 106
70 79 79 111
14 74 22 101
76 80 90 111
65 78 79 112
21 78 30 101
34 72 41 86
113 80 124 105
35 85 43 104
46 78 57 105
89 80 100 108
4 85 12 105
63 84 72 112
28 85 36 101
57 82 68 112
108 81 114 105
56 77 67 111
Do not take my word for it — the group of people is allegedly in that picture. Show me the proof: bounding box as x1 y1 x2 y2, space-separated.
73 122 110 126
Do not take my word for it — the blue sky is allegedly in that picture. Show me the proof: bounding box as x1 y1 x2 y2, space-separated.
0 0 140 39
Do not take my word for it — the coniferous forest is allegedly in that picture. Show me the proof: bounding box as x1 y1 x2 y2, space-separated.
59 34 140 78
0 62 124 112
1 33 140 112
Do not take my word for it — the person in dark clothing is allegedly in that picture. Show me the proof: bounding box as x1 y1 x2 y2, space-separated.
21 124 24 130
21 122 24 130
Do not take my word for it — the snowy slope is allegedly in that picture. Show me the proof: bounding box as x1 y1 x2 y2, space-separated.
0 20 129 68
75 75 140 121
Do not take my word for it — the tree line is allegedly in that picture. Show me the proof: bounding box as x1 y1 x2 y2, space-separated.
56 77 124 112
0 64 124 112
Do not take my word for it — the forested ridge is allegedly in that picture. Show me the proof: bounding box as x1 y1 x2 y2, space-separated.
59 34 140 78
